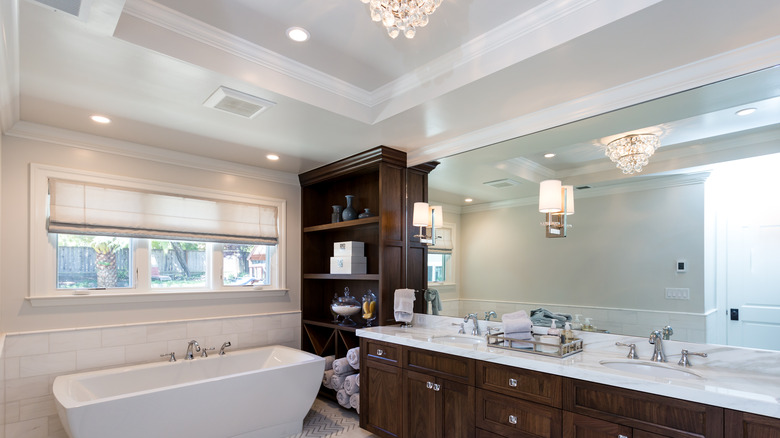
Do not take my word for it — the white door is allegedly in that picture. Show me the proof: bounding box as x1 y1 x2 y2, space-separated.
726 210 780 350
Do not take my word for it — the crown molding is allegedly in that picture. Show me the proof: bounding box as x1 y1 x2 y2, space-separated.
461 172 711 214
407 36 780 167
6 121 301 186
0 0 20 133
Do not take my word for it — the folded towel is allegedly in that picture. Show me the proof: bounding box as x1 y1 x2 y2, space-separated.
324 355 335 371
332 357 353 375
530 308 571 327
502 310 532 333
423 289 442 315
344 374 360 395
322 369 335 389
350 393 360 412
337 389 351 409
503 330 534 348
394 289 415 323
331 370 356 390
346 347 360 369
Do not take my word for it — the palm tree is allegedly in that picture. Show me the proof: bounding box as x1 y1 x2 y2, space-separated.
91 237 121 288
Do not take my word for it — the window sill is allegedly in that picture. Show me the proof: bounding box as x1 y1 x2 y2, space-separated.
428 282 456 287
26 288 289 307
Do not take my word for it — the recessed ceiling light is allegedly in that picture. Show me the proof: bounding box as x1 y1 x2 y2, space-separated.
464 198 473 203
90 115 111 124
286 27 310 42
736 107 756 116
266 154 280 161
544 153 556 158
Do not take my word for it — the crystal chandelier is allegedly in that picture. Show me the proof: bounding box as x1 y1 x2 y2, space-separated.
359 0 443 39
605 134 660 174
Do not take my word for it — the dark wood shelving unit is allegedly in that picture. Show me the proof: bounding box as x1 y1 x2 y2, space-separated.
298 147 437 373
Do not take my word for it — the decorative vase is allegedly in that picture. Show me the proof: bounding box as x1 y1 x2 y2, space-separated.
362 289 377 327
331 205 343 223
358 208 372 219
342 195 357 221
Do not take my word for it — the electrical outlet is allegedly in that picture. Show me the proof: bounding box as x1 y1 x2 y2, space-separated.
665 287 690 300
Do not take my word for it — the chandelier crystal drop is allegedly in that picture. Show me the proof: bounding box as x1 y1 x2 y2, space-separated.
605 134 660 175
360 0 443 39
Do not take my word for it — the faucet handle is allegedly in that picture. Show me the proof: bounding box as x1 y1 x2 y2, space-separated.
201 347 216 358
160 352 176 362
678 349 708 367
615 342 639 359
662 325 674 340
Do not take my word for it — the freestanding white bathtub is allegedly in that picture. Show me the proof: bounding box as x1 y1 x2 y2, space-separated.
53 345 325 438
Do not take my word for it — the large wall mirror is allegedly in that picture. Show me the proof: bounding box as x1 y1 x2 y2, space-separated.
426 66 780 351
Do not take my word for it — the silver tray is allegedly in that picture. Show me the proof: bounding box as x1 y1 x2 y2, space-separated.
485 332 583 358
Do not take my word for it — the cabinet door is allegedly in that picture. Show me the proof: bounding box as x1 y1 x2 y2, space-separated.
725 410 780 437
440 378 475 438
405 370 438 438
564 411 632 438
364 360 404 438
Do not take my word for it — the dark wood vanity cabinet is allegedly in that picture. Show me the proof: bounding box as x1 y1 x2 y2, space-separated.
360 338 778 438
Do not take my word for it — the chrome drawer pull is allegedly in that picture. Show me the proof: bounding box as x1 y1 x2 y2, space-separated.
508 415 517 425
376 349 384 356
426 381 433 389
618 435 628 438
508 378 518 387
433 384 441 392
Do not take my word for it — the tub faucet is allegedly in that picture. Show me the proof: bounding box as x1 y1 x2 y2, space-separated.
464 313 481 336
219 341 232 355
185 340 201 360
484 310 497 321
649 330 667 362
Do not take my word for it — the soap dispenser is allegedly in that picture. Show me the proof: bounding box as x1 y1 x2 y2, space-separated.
571 314 583 330
547 319 561 336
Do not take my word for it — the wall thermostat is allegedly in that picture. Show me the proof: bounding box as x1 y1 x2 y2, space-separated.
676 259 687 273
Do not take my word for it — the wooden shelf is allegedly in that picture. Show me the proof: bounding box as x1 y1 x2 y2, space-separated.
303 216 379 233
303 319 362 332
303 273 380 280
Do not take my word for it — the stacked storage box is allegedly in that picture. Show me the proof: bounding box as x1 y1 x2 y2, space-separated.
330 241 366 274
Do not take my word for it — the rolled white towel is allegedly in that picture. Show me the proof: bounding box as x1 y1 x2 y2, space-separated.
344 374 360 395
394 289 415 323
355 373 360 387
337 389 351 409
346 347 360 370
322 369 335 389
331 371 355 391
324 355 336 371
332 357 353 375
350 393 360 411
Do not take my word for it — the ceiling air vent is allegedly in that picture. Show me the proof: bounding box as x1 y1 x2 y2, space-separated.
31 0 91 19
483 178 521 189
203 87 276 119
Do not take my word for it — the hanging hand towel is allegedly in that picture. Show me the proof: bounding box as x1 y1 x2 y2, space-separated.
394 288 415 323
423 289 442 315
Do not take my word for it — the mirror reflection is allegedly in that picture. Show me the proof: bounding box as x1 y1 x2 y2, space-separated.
425 66 780 351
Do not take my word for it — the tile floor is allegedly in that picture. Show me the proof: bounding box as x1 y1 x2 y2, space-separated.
290 397 379 438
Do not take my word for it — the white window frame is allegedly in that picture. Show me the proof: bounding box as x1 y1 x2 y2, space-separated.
428 222 456 287
28 164 288 306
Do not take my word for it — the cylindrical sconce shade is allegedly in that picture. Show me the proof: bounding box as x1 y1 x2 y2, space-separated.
562 185 575 215
539 180 563 213
430 206 444 227
413 202 430 227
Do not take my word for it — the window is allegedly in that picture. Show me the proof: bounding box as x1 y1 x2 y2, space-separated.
427 226 454 284
31 164 287 301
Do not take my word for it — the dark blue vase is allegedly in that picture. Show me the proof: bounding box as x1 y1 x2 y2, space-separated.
342 195 357 221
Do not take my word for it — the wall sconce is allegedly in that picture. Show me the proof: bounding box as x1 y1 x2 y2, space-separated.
539 180 574 238
413 202 444 245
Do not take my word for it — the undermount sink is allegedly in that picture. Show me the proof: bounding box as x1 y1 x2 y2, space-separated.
599 360 703 380
429 335 487 347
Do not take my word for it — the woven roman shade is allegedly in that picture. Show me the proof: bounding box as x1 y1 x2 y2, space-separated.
47 179 278 245
429 227 452 254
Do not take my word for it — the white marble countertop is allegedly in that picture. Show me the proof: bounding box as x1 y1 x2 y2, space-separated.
356 314 780 419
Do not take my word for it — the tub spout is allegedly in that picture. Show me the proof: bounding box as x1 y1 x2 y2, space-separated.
219 341 232 355
185 340 201 360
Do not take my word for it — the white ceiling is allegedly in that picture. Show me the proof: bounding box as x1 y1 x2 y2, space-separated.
2 0 780 177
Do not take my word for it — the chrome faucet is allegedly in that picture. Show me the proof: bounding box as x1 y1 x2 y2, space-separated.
219 341 232 355
649 330 667 362
662 325 674 340
464 313 481 336
185 340 201 360
484 310 498 321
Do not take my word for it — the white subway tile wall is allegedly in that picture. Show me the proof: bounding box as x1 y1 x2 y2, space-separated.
0 312 301 438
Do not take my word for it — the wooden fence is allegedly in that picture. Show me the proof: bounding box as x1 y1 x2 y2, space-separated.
57 247 206 275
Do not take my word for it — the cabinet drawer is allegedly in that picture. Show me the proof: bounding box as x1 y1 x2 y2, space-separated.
564 379 723 438
477 428 509 438
477 361 562 408
364 339 400 365
404 346 475 385
477 388 562 438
